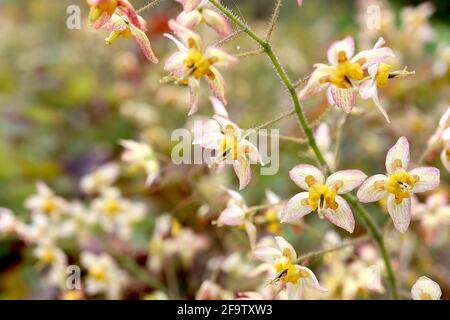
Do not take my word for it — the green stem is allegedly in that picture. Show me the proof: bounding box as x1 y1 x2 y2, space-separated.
208 0 398 300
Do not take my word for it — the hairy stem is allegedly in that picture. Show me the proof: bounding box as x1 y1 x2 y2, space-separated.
136 0 162 14
208 0 398 300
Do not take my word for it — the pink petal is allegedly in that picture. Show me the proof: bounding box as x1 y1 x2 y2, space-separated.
281 192 313 223
352 47 395 69
245 221 257 250
409 167 440 193
253 246 281 263
217 205 246 226
330 86 356 113
297 0 304 6
209 96 229 118
176 11 202 29
298 266 328 292
207 67 227 106
168 19 202 49
129 24 158 63
327 36 355 65
175 0 202 12
326 170 367 194
188 78 200 115
289 164 325 190
275 236 297 261
323 196 355 233
164 51 186 77
357 174 388 203
385 136 410 174
119 0 140 28
297 64 333 100
203 9 232 37
233 157 251 190
387 195 411 233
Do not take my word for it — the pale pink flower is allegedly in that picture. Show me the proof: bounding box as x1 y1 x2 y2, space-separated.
253 236 327 299
0 208 18 235
193 113 263 190
297 0 304 6
427 107 450 172
195 280 234 300
119 139 159 185
101 11 158 63
298 36 394 116
87 0 139 29
357 137 440 233
282 164 367 233
176 0 232 37
164 20 237 115
411 276 441 300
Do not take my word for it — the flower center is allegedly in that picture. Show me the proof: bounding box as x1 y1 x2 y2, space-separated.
305 175 342 212
218 125 239 161
420 292 432 300
40 248 56 264
385 169 419 203
42 198 57 215
321 51 365 89
102 199 121 216
184 39 218 80
89 265 107 282
375 63 392 87
273 256 309 285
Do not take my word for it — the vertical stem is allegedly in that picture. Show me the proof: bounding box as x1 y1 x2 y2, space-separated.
208 0 398 300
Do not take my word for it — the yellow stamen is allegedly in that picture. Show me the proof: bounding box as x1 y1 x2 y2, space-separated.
375 63 392 87
184 38 218 79
324 51 365 89
385 168 418 201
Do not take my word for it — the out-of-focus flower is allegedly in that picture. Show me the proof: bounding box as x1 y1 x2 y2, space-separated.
80 162 120 195
119 139 160 185
0 208 18 235
176 0 231 37
25 182 68 219
216 188 256 249
196 280 234 300
164 20 236 115
411 276 441 300
297 0 303 6
427 107 450 172
282 164 366 232
357 137 440 233
81 252 128 299
253 236 327 299
433 44 450 77
143 291 168 300
400 2 435 50
34 244 68 290
314 123 335 170
298 36 394 118
87 0 139 29
91 188 146 239
193 114 263 189
102 11 158 63
262 190 283 235
412 192 450 245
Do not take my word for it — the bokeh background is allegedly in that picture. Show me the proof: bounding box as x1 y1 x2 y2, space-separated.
0 0 449 299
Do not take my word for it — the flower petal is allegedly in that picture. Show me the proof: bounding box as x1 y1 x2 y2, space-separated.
286 282 303 300
289 164 325 190
209 96 228 118
387 195 411 233
275 236 297 261
176 10 202 29
298 266 328 292
175 0 202 12
203 9 232 37
217 205 246 226
129 23 158 63
281 192 312 223
327 36 355 65
245 221 257 250
411 276 442 300
330 86 356 113
440 147 450 172
188 78 200 115
323 196 355 233
326 170 367 194
385 136 410 174
297 64 333 100
357 174 388 202
233 157 251 190
409 167 440 193
253 246 281 263
207 66 227 105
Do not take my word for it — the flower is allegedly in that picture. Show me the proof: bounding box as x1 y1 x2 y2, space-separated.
314 123 335 170
87 0 139 29
411 276 441 300
164 20 236 115
427 106 450 172
357 136 440 233
253 236 327 299
0 208 18 235
101 11 158 63
193 113 263 189
175 0 231 37
119 139 160 185
81 252 128 299
298 36 394 118
80 162 120 194
25 182 68 218
282 164 367 233
196 280 234 300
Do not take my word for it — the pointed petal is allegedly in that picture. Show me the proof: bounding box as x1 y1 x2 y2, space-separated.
203 9 232 37
351 47 395 69
281 192 313 223
129 23 158 63
217 205 245 226
327 36 355 65
209 96 228 118
233 157 251 190
253 246 281 263
289 164 325 190
207 67 227 106
298 266 328 292
314 123 331 152
385 136 410 174
213 115 240 132
188 78 200 115
330 87 356 113
245 221 257 250
409 167 440 193
275 236 297 261
324 196 355 233
168 19 202 49
164 51 186 77
297 64 333 100
387 195 411 233
357 174 388 202
326 170 367 194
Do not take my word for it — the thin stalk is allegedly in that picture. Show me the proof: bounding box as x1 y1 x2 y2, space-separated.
136 0 162 14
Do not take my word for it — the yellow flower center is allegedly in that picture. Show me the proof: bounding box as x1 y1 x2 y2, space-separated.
40 248 55 264
184 39 218 80
305 175 342 212
89 265 107 282
375 63 392 87
273 255 309 285
420 292 432 300
89 1 118 24
102 199 121 216
42 198 57 215
321 51 365 89
218 125 239 160
266 210 281 234
385 168 419 203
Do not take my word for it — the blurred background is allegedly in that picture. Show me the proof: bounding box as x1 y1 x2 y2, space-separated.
0 0 449 299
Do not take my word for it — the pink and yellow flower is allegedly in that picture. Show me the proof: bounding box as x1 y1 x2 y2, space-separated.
282 165 367 233
164 20 236 115
87 0 139 29
357 136 440 233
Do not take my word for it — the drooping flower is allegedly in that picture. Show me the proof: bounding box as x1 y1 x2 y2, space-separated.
119 139 160 185
253 236 327 299
87 0 139 29
282 164 367 233
357 137 440 233
101 11 158 63
175 0 232 37
411 276 441 300
164 20 236 115
298 36 395 119
427 106 450 172
193 113 263 189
